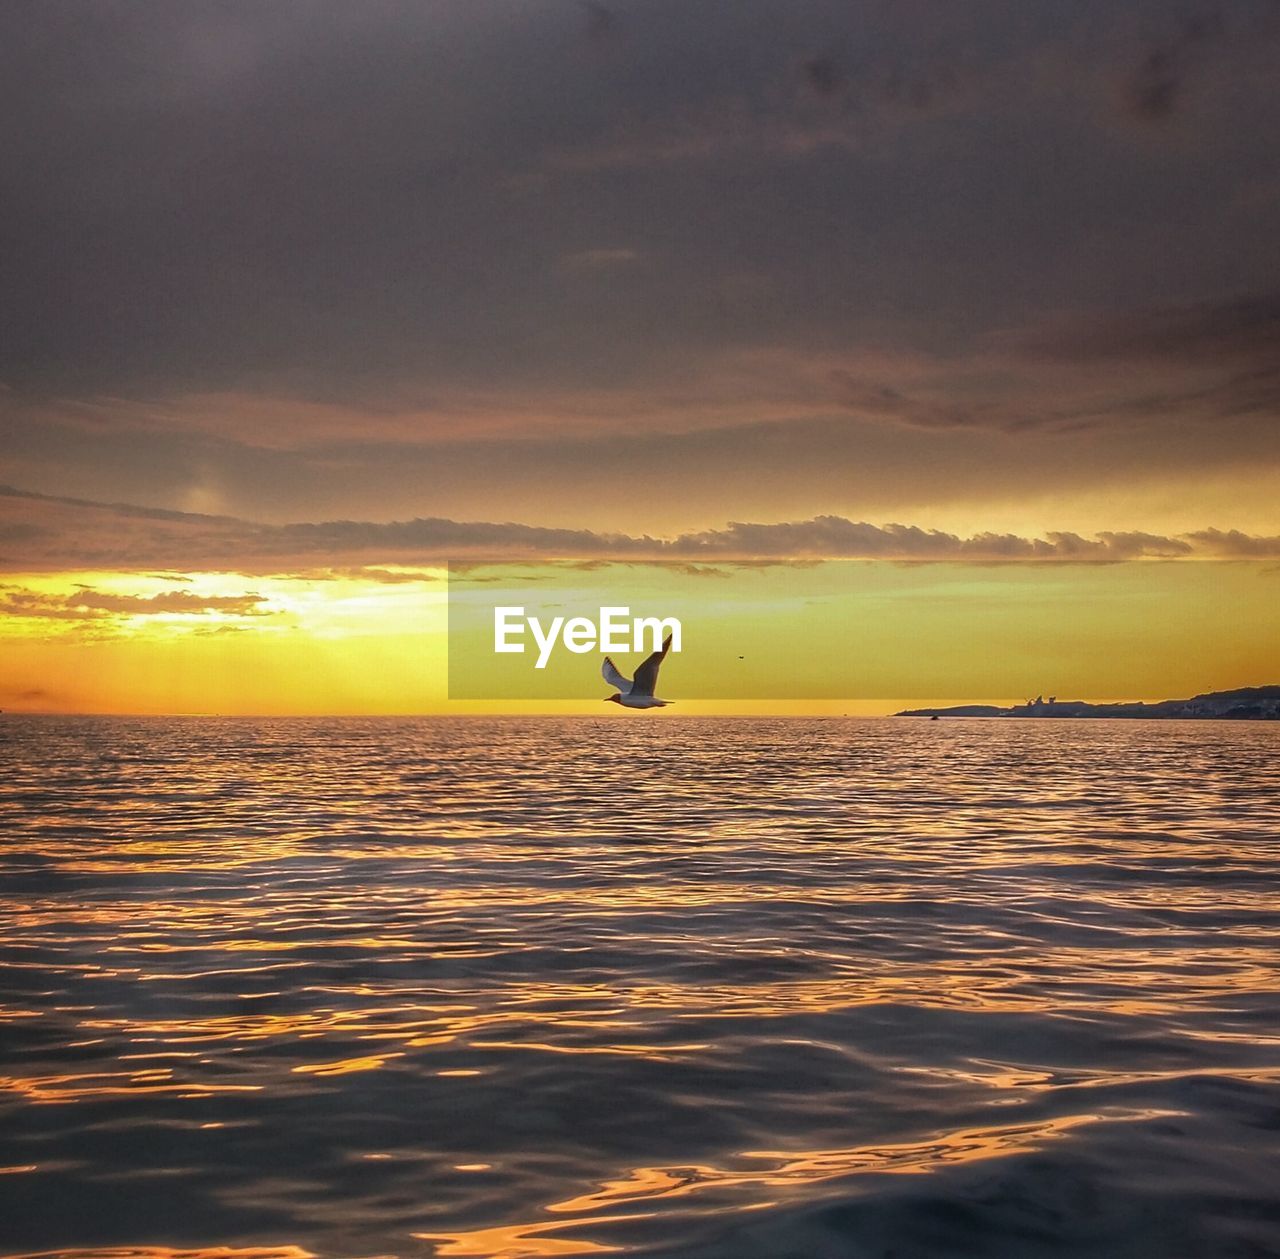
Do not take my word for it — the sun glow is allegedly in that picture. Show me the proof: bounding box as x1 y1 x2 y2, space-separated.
0 568 449 715
3 561 1277 715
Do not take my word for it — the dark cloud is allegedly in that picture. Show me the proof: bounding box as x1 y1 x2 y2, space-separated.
580 1 616 42
801 55 846 98
1014 291 1280 365
1125 10 1226 122
2 0 1277 409
984 290 1280 430
1 2 1278 547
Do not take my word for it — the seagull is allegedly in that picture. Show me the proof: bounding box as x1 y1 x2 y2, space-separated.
602 635 674 709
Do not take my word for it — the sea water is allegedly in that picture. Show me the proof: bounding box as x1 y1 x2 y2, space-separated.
1 716 1278 1258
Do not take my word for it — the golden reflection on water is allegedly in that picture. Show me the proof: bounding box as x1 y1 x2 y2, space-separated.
0 1068 264 1105
421 1109 1178 1258
3 1251 314 1259
414 1216 631 1258
2 717 1279 1258
553 1110 1179 1213
291 1053 405 1076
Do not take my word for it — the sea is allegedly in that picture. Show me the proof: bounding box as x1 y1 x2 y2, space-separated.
1 716 1278 1259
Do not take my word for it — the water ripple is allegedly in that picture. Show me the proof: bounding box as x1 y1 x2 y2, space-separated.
1 717 1278 1257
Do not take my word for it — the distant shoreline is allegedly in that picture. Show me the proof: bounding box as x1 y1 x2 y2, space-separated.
897 686 1280 720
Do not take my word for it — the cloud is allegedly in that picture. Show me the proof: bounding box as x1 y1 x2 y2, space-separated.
540 45 985 173
0 683 56 705
800 56 846 99
580 2 616 43
68 590 267 615
3 0 1277 416
978 290 1280 431
1012 291 1280 366
1184 528 1280 558
0 581 268 619
5 331 1279 539
667 520 1195 561
0 589 94 622
2 483 1273 573
1 3 1278 549
1123 11 1226 123
324 566 441 584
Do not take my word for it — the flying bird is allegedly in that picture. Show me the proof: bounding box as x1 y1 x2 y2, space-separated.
602 636 674 708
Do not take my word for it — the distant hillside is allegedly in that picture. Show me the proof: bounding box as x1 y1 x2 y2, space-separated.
897 686 1280 720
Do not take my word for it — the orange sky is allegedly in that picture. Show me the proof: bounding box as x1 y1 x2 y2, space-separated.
3 561 1275 715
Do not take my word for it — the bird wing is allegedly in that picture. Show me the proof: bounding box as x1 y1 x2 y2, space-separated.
629 635 672 696
601 656 631 693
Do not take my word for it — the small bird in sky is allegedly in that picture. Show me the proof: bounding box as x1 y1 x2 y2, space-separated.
602 636 674 708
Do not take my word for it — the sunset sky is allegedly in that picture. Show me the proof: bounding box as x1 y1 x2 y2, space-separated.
2 1 1278 713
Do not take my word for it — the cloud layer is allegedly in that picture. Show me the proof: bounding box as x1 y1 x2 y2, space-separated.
2 2 1278 542
4 485 1276 573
